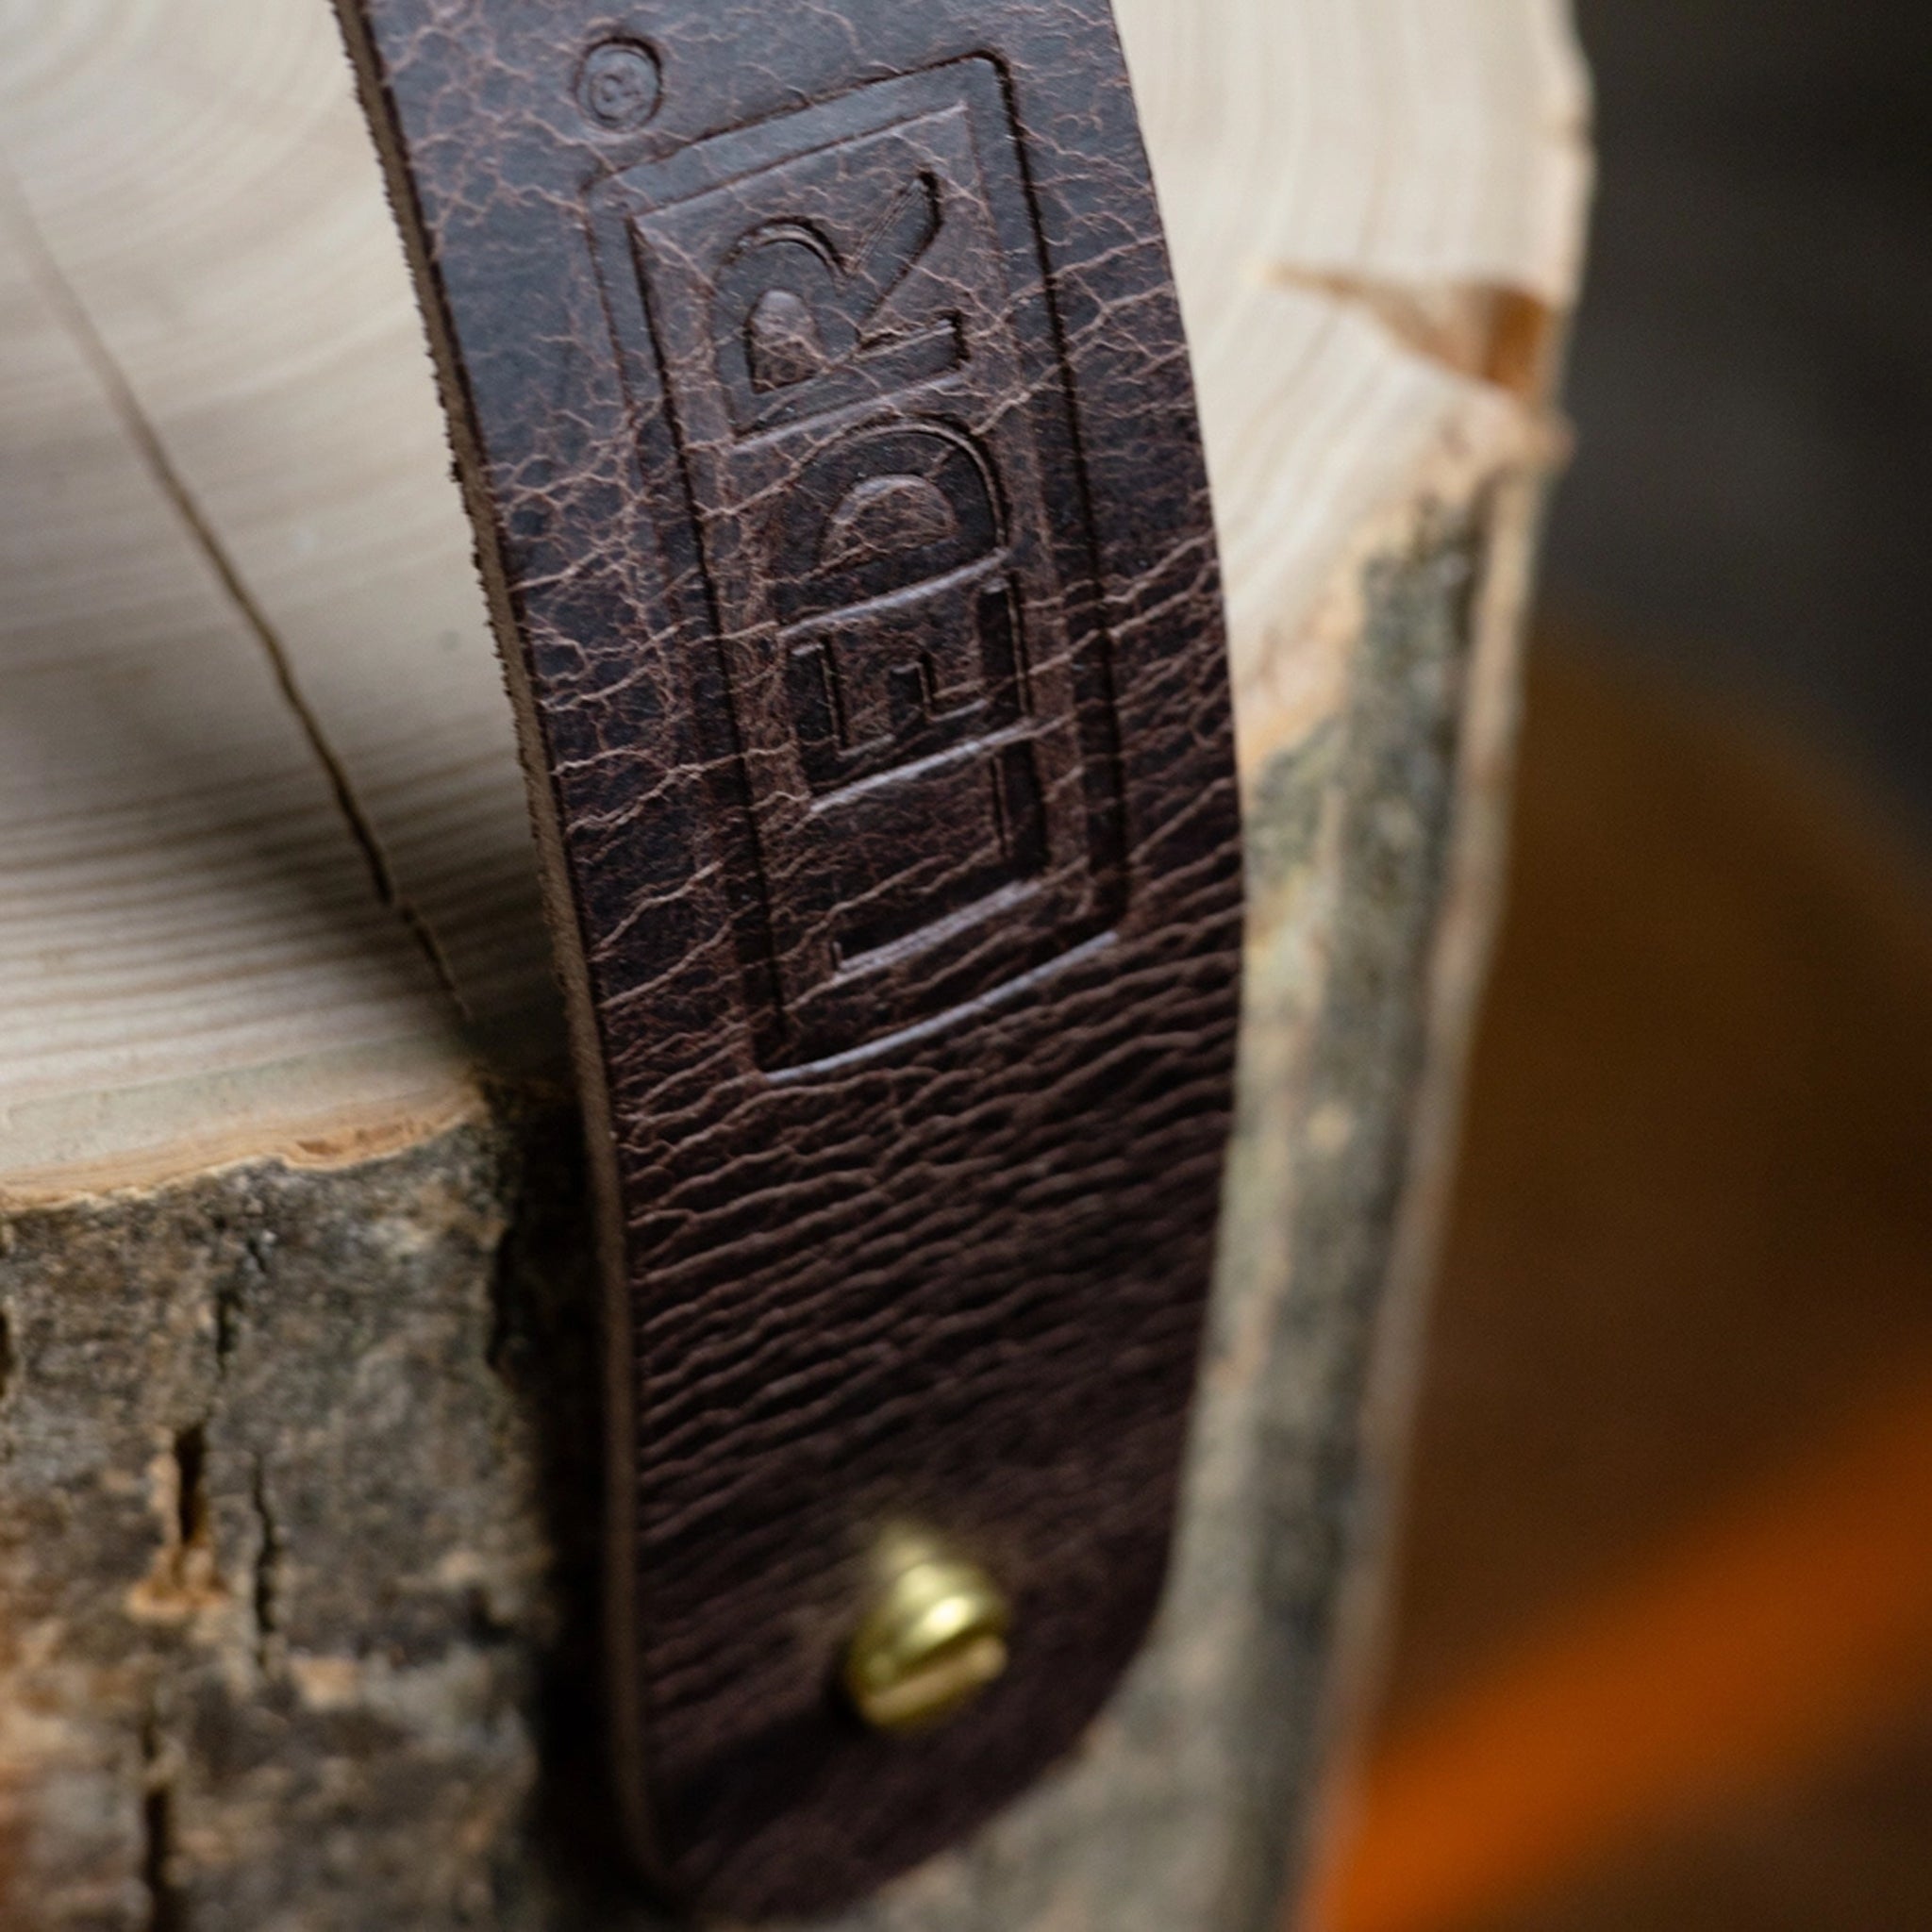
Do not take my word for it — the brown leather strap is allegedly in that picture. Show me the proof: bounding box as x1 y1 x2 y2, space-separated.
334 1 1241 1913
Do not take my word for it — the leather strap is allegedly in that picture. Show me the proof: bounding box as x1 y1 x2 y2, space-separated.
334 2 1242 1914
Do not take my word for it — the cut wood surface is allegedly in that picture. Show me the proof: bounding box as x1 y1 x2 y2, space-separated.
0 2 1590 1926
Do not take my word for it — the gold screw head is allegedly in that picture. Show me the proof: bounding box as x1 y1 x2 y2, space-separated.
843 1534 1011 1736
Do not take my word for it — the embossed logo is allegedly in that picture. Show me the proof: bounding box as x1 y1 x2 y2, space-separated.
577 39 662 132
592 63 1120 1067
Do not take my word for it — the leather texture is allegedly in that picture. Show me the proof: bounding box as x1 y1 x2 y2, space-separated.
334 1 1242 1915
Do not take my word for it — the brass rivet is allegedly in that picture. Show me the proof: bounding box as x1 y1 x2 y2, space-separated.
843 1533 1011 1736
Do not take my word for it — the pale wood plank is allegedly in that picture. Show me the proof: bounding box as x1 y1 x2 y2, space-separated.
0 173 477 1204
0 0 555 1051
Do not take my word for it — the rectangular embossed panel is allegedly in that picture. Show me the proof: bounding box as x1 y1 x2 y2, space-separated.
335 0 1242 1917
591 64 1120 1068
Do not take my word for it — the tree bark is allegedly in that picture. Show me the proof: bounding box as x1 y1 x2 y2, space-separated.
0 2 1591 1925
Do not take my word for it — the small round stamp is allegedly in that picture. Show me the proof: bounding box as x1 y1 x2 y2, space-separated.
577 39 662 133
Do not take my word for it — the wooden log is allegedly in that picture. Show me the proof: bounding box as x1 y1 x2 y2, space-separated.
0 3 1590 1925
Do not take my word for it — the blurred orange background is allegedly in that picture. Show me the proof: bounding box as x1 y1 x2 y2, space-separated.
1302 639 1932 1932
1297 1 1932 1921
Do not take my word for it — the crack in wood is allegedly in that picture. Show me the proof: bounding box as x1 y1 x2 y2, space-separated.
252 1456 283 1671
172 1423 209 1553
1265 265 1560 405
0 164 471 1025
140 1707 185 1932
